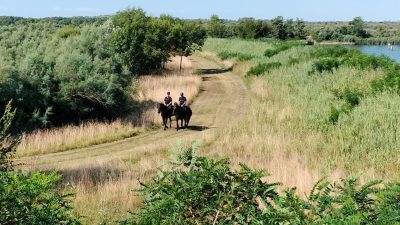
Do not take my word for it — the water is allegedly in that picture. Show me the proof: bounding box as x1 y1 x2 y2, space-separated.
350 45 400 63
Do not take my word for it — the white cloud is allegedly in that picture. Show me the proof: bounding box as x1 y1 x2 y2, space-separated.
53 7 100 12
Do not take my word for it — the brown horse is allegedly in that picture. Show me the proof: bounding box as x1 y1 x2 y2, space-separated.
173 102 192 130
157 103 173 130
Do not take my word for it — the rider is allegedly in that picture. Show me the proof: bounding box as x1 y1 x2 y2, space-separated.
164 91 172 109
179 92 187 109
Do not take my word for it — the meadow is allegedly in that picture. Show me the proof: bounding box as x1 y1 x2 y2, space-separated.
203 38 400 193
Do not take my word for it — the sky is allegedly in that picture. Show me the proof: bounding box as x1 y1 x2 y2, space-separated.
0 0 399 22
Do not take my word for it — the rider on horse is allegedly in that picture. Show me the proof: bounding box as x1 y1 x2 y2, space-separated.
179 92 187 109
164 91 173 109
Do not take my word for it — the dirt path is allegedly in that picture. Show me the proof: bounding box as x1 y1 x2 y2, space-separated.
16 55 249 171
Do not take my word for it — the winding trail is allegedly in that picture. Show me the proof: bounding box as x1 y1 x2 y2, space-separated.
17 55 249 171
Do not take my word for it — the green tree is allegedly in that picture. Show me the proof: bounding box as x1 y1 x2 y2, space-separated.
170 20 207 72
349 16 369 38
112 8 150 75
272 16 287 40
208 15 229 38
293 18 307 39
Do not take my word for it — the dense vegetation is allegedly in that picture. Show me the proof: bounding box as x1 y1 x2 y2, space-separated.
0 9 206 132
126 142 400 224
206 15 400 44
0 103 80 224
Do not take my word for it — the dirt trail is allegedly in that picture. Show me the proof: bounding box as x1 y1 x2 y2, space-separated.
16 55 249 171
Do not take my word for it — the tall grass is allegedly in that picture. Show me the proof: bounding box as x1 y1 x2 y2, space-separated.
203 38 399 194
16 120 145 157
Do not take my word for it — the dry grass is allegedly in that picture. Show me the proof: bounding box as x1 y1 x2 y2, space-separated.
16 120 145 157
16 56 200 157
135 56 201 124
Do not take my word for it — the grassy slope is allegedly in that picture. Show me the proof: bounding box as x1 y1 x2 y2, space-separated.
203 38 400 192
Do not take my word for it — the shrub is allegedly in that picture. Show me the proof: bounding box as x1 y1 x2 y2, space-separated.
125 142 400 224
310 57 341 74
343 51 396 70
264 41 304 58
0 100 17 172
0 171 81 224
123 141 281 224
247 62 282 76
217 51 254 61
310 45 349 58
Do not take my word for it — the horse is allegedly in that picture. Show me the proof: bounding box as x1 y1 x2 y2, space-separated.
173 102 192 130
157 103 173 130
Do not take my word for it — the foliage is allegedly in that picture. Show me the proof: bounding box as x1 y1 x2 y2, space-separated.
123 141 281 225
310 57 341 73
349 17 369 38
207 15 233 38
217 51 254 61
235 17 272 39
264 41 304 57
0 18 131 131
0 171 81 224
126 142 400 224
0 100 17 172
112 8 206 74
247 62 282 76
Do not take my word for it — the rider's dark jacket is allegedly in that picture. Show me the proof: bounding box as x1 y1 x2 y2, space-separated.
179 96 187 106
164 96 172 105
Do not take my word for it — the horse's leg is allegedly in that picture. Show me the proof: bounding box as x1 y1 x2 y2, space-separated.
181 119 184 129
169 117 171 128
176 119 179 130
163 117 167 130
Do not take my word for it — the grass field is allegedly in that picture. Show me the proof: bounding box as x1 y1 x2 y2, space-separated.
202 38 400 193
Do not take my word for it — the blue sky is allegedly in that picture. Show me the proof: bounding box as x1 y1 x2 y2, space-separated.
0 0 399 21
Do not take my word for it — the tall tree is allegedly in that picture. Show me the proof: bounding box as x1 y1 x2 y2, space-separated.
112 8 150 75
272 16 287 40
294 18 307 39
170 20 207 72
349 16 369 38
208 15 228 38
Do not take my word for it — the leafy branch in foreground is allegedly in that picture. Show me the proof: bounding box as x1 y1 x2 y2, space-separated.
124 141 400 225
0 100 17 172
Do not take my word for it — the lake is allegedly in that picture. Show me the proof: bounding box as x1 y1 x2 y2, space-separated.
350 45 400 63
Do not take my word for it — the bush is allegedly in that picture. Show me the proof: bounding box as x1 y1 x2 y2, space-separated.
123 142 281 224
0 100 17 172
343 51 395 70
264 41 304 58
310 45 349 58
125 142 400 224
310 57 341 74
0 171 81 224
217 51 254 61
247 62 282 76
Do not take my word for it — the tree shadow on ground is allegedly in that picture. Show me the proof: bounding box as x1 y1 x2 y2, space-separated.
195 65 233 74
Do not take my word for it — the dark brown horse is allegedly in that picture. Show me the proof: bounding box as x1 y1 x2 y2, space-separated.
173 102 192 130
157 103 173 130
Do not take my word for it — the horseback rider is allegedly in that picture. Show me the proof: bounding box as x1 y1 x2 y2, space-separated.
179 92 187 109
164 91 172 109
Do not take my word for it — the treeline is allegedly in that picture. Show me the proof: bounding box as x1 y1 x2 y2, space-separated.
207 15 307 40
0 9 206 132
207 15 400 44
